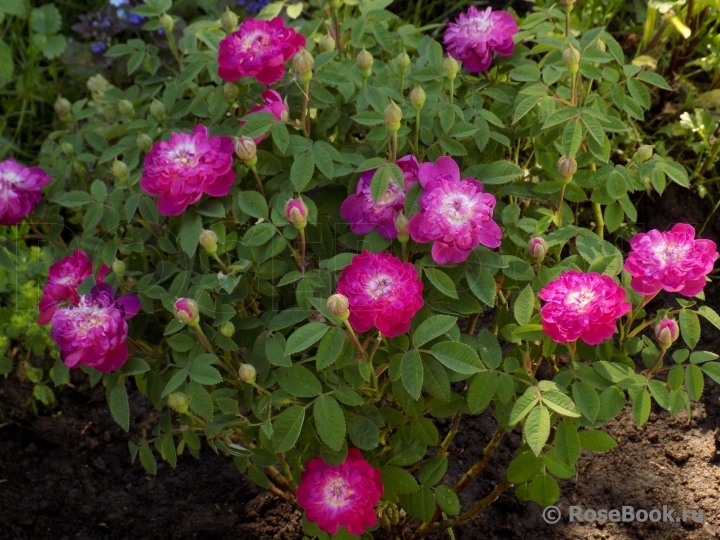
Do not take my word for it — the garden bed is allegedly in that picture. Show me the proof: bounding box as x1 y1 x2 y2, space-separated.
2 187 719 540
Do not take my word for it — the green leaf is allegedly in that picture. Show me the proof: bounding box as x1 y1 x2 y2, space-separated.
162 368 189 397
316 327 348 370
139 441 157 475
402 485 435 522
271 405 305 452
314 396 346 451
510 388 540 425
430 341 483 374
186 381 214 420
51 191 94 207
271 122 289 154
562 120 583 157
467 371 497 413
285 322 329 356
685 364 704 401
312 141 335 178
629 388 651 425
31 4 61 34
636 71 672 90
236 191 268 219
529 473 559 506
473 160 523 184
679 310 701 349
542 391 581 417
179 212 202 257
648 380 670 410
466 267 496 306
348 415 380 449
242 222 276 246
578 429 617 451
572 381 600 421
477 330 502 369
276 365 322 397
424 268 458 299
507 452 543 483
291 151 315 191
435 485 460 516
189 363 223 385
108 383 129 432
418 456 448 486
524 405 550 456
698 306 720 330
554 418 580 466
370 167 391 204
513 284 535 326
401 350 424 400
412 315 457 348
381 465 419 494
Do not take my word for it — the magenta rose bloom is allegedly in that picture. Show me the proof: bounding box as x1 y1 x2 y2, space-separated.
0 158 51 226
50 284 141 372
217 17 306 85
139 125 235 216
408 156 501 264
443 7 518 73
38 250 110 325
623 224 718 297
340 155 419 239
244 90 289 143
539 270 631 346
297 448 384 536
336 251 423 337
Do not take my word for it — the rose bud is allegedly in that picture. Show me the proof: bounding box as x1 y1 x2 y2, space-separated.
175 298 200 326
285 198 308 230
395 212 409 244
199 229 218 255
118 99 134 117
223 82 240 103
112 159 129 181
384 101 402 132
221 8 239 33
557 156 577 182
112 259 126 277
409 86 426 110
293 49 315 83
136 133 153 152
149 99 165 121
634 144 654 163
563 44 581 74
220 321 235 337
54 96 71 120
395 52 411 74
238 363 257 383
160 13 174 33
234 137 257 167
167 392 189 414
656 318 679 349
356 47 374 80
327 293 350 321
528 237 548 261
87 74 111 95
443 55 460 81
319 34 336 52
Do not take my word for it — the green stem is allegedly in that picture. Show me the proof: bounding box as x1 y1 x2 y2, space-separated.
251 166 265 196
343 320 367 359
592 202 604 239
555 184 567 225
301 80 311 137
190 323 213 353
647 348 666 375
414 110 421 153
298 229 306 273
390 131 398 162
212 253 228 273
449 78 454 105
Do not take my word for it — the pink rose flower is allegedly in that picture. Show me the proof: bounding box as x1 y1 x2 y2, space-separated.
656 318 679 348
139 125 235 216
443 7 518 73
243 89 289 144
336 251 423 337
0 158 51 225
340 155 419 239
38 250 110 325
539 270 631 346
50 284 141 372
408 156 501 264
217 17 306 85
297 448 384 536
624 224 718 297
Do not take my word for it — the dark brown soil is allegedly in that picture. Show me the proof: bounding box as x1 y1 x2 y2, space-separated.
1 185 719 540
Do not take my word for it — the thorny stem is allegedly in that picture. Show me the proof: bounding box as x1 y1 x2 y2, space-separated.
438 411 462 456
592 201 604 239
454 428 506 493
301 80 311 137
277 453 298 493
467 313 480 336
331 7 342 53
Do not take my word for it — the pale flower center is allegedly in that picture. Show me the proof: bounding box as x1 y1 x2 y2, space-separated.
169 143 198 167
1 172 20 185
652 241 688 267
368 275 394 297
323 478 353 507
241 30 270 51
466 10 493 35
69 303 107 335
566 287 595 312
440 193 472 224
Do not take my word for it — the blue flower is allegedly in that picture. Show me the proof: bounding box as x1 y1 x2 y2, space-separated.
91 42 108 53
109 0 127 6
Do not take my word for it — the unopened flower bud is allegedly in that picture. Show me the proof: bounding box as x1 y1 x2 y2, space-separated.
386 503 400 525
223 82 240 103
221 7 239 33
329 0 343 8
112 259 126 277
557 156 577 182
238 363 257 383
175 298 200 326
384 101 402 132
656 318 679 349
634 144 654 163
220 321 235 337
167 392 189 414
559 0 575 9
327 294 350 321
87 74 111 95
149 99 165 121
160 13 174 33
409 86 426 110
293 49 314 83
319 34 336 52
61 142 74 156
285 198 308 230
528 237 548 261
395 52 411 74
563 45 581 74
112 159 129 181
118 99 134 117
395 212 409 243
443 55 460 81
137 133 153 152
199 229 218 255
234 137 257 167
356 47 374 80
54 96 71 119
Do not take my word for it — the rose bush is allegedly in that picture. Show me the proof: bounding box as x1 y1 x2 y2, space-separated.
2 0 720 538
